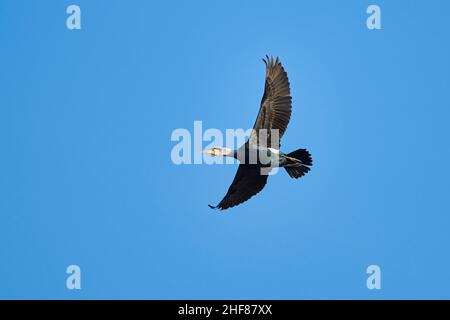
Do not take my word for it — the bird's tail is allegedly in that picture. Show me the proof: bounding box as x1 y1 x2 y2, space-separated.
284 148 313 179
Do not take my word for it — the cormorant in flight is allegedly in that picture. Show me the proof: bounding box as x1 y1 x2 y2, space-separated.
205 56 312 210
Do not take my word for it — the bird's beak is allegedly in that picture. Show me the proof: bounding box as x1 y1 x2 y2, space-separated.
204 149 215 155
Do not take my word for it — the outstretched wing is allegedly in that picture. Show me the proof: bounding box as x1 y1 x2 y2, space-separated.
209 165 268 210
249 55 292 148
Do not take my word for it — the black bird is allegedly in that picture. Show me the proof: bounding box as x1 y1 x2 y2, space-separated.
205 56 312 210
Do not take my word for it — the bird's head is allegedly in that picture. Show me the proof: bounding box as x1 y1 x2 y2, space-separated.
204 147 233 157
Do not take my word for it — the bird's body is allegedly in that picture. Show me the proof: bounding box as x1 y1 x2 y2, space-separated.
230 145 295 168
206 56 312 210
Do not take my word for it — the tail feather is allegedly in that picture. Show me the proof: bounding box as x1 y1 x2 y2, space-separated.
287 148 312 166
284 148 312 179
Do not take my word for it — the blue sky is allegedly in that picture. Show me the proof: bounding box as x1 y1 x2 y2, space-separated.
1 0 450 299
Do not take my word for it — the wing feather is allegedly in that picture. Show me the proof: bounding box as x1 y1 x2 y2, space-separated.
250 55 292 147
210 165 268 210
